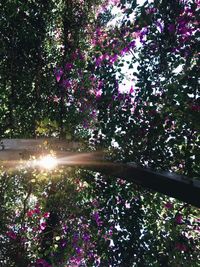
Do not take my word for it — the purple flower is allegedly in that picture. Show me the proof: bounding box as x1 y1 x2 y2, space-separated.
121 46 130 55
60 240 67 248
72 233 79 246
62 79 71 88
93 211 99 221
75 246 82 255
129 40 136 49
65 63 74 71
83 232 90 242
83 119 89 129
93 211 103 227
156 19 164 33
109 54 118 64
168 24 176 33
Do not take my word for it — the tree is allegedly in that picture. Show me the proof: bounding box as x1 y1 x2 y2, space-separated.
0 0 200 266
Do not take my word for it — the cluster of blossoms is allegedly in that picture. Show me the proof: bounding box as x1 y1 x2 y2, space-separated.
26 204 50 232
164 201 200 253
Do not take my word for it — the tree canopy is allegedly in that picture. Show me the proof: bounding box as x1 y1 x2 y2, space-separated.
0 0 200 266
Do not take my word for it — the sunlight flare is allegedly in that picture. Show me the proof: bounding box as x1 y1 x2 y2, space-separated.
37 155 58 170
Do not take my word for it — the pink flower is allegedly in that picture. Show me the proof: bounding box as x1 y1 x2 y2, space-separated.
69 256 82 266
53 95 60 103
95 90 102 99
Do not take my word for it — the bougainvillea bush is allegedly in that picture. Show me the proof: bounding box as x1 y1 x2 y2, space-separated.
0 0 200 266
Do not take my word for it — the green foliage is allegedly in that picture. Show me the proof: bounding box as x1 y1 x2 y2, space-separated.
0 0 200 266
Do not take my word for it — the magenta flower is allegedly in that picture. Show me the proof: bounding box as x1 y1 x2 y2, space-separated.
175 242 187 252
34 207 41 214
190 105 200 111
69 256 82 266
164 202 173 209
65 63 74 71
43 212 50 218
175 214 183 224
129 86 134 94
35 259 51 267
39 222 47 231
54 68 63 82
6 231 17 240
27 210 34 217
27 205 40 217
95 54 107 66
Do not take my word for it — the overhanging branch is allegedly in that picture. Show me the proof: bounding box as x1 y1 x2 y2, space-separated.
0 139 199 208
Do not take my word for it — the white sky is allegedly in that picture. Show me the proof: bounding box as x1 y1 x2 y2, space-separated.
108 0 151 93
